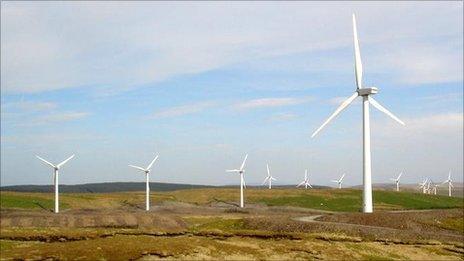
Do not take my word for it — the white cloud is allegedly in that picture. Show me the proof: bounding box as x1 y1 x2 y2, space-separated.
2 101 57 111
33 111 90 124
152 101 215 119
268 112 298 122
1 2 462 94
234 97 313 110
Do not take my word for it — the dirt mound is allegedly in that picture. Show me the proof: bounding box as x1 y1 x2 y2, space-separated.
0 210 186 231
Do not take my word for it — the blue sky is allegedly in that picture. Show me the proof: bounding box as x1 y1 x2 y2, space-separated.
1 2 463 187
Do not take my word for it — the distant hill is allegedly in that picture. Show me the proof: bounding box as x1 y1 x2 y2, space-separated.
350 183 464 198
0 182 331 193
0 182 214 193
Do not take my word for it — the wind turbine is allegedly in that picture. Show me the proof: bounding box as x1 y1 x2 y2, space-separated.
432 184 439 195
418 178 428 194
310 14 405 213
128 155 159 211
390 172 403 192
442 171 453 197
297 169 312 189
226 154 248 208
331 173 346 189
36 154 75 213
426 180 432 194
262 164 277 189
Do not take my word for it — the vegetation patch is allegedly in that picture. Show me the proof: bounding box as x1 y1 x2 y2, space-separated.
0 193 68 211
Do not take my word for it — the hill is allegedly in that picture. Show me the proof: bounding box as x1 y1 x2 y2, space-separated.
0 182 331 193
0 182 213 193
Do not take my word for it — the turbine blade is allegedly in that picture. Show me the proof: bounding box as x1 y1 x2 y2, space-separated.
271 177 277 181
56 154 75 168
331 180 339 183
146 155 159 170
308 183 313 188
352 14 363 89
226 169 239 173
266 164 270 177
297 181 305 187
339 173 346 182
368 97 405 125
311 92 358 138
397 172 403 180
450 182 454 188
448 171 451 180
240 154 248 171
36 156 56 168
262 177 269 185
129 165 146 172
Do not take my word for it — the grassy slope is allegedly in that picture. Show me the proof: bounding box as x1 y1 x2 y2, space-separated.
0 193 69 210
1 188 463 212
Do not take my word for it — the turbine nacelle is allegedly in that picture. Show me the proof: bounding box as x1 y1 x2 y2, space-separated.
357 87 378 96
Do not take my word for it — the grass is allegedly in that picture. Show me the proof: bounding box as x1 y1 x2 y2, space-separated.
0 193 68 211
256 189 463 212
438 217 464 233
1 188 462 212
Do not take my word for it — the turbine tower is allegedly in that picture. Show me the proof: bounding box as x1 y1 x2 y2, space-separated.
226 154 248 208
390 172 403 192
36 154 75 213
297 169 312 189
311 14 405 213
129 155 159 211
331 173 346 189
442 171 453 197
262 164 277 189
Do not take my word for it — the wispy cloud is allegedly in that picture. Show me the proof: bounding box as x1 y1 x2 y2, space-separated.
152 101 216 119
33 111 90 124
233 97 313 110
1 2 461 94
2 101 57 112
268 112 298 122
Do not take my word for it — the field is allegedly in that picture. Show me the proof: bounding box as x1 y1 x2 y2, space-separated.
1 188 463 260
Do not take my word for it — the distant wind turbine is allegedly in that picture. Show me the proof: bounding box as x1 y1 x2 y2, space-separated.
129 155 159 211
390 172 403 192
262 164 277 189
36 154 75 213
331 173 346 189
310 14 405 213
442 171 453 197
418 178 428 194
432 184 439 195
297 169 312 189
226 154 248 208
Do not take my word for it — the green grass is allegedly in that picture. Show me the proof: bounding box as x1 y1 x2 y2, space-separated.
0 193 68 211
184 217 245 232
1 189 462 213
256 190 463 212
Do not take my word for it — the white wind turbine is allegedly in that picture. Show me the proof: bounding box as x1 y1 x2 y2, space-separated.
442 171 453 197
418 178 428 194
310 14 405 213
129 155 159 211
331 173 346 189
36 154 75 213
297 169 312 189
262 164 277 189
390 172 403 192
432 183 439 195
226 154 248 208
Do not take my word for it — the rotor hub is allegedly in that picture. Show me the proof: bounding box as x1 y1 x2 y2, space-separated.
357 87 378 96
